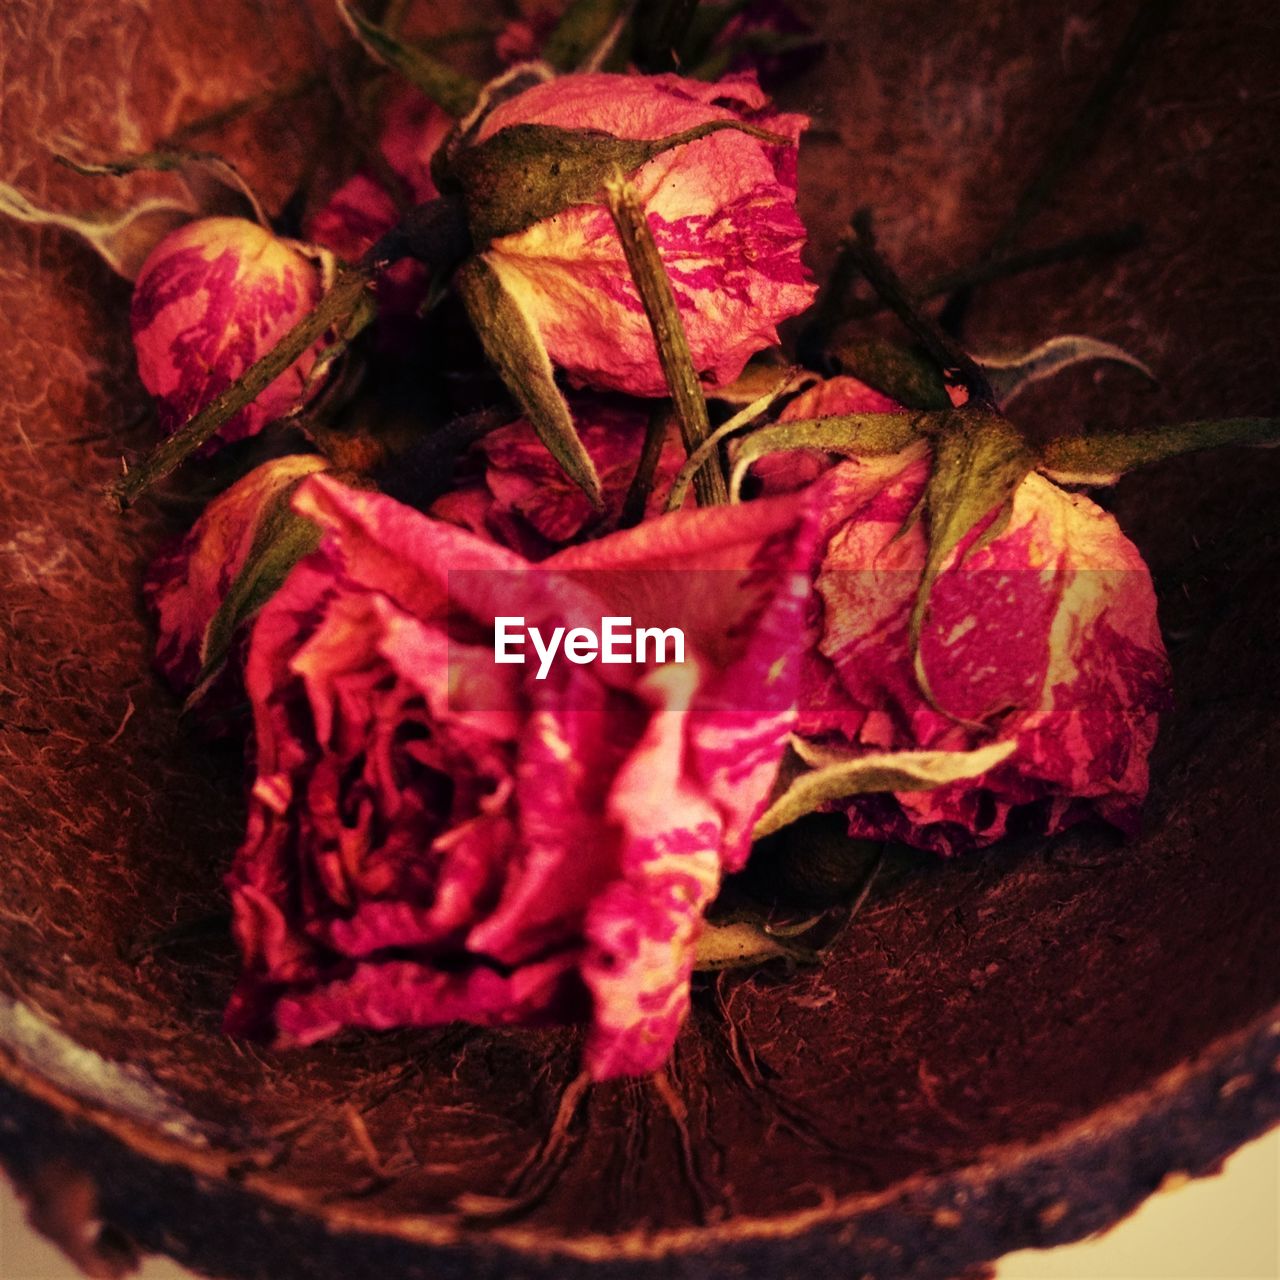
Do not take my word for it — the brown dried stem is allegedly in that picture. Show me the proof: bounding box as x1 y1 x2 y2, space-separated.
619 402 675 528
844 210 996 409
604 169 728 506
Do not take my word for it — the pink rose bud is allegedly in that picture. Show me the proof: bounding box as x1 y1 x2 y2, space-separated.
431 397 688 557
225 476 820 1078
145 455 328 700
474 72 817 396
131 217 324 449
802 442 1172 854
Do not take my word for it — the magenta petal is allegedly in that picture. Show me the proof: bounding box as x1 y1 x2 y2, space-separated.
231 954 582 1045
432 397 687 556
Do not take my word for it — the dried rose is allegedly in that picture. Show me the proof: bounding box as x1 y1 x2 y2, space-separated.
798 431 1171 854
430 396 687 558
471 71 816 396
144 454 328 704
225 475 817 1078
131 217 324 449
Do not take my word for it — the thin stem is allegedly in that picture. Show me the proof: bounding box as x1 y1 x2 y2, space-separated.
163 73 324 147
844 210 996 409
798 231 869 367
840 223 1142 321
666 367 807 511
604 169 728 506
941 0 1183 330
618 402 674 528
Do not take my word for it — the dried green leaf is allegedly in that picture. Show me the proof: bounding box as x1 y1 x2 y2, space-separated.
56 147 267 225
829 336 951 410
692 918 818 972
708 362 811 409
455 255 603 509
0 183 189 279
910 413 1035 711
727 411 935 501
449 118 789 245
754 740 1017 840
336 0 480 118
1038 417 1280 486
980 334 1156 408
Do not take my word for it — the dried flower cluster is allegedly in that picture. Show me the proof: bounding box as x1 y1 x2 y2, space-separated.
9 0 1276 1081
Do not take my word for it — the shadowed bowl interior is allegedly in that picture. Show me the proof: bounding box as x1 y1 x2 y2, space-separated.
1 1 1277 1277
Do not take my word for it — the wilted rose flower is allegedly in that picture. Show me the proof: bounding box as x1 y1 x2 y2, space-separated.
144 454 328 701
799 426 1171 854
430 396 687 558
225 475 818 1078
131 218 324 449
474 71 816 396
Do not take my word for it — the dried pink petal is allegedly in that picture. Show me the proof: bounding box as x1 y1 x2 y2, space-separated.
431 396 687 556
226 476 819 1077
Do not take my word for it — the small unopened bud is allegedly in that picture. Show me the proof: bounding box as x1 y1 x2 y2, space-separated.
131 217 324 451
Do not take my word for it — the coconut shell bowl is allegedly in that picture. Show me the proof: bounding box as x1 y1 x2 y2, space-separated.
1 1 1277 1277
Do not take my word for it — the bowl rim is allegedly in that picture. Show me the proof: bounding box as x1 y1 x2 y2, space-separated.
1 994 1277 1273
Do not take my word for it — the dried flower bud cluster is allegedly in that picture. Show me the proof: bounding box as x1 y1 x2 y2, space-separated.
14 5 1270 1083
